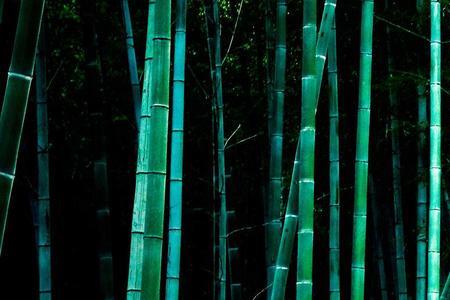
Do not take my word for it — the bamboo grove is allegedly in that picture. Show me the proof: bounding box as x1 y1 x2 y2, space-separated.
1 0 450 299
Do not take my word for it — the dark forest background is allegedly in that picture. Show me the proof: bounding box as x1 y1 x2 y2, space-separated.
0 0 450 299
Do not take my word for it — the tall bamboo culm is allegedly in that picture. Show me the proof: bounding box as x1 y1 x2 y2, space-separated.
165 0 186 297
266 0 286 294
296 0 317 299
140 0 171 297
0 0 4 24
428 1 441 299
210 1 227 298
385 1 408 297
416 1 427 297
328 18 340 300
120 0 141 125
35 29 52 300
0 0 46 253
270 3 336 299
351 1 374 299
126 0 155 299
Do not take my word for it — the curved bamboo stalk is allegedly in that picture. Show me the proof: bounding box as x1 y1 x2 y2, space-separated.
441 273 450 300
296 0 317 299
385 1 408 297
165 0 186 297
0 0 46 253
35 29 52 300
140 0 171 298
120 0 141 125
126 1 155 299
350 1 374 299
428 1 441 299
270 3 336 299
328 18 340 300
266 0 285 294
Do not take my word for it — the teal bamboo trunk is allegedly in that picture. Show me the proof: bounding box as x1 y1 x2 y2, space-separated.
351 1 374 299
270 3 336 299
140 0 171 297
165 0 186 297
120 0 141 124
385 4 408 297
79 0 114 297
441 273 450 300
35 29 52 300
296 0 317 299
0 0 46 253
211 1 228 298
266 0 286 294
428 1 441 299
327 18 340 300
126 1 155 298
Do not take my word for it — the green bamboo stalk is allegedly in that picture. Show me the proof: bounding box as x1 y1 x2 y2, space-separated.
0 0 46 253
35 29 51 300
210 1 227 298
368 176 388 300
441 273 450 300
351 1 374 299
428 1 441 299
416 0 427 296
266 0 285 294
0 0 4 24
126 1 155 299
385 3 408 297
140 0 171 297
165 0 186 297
270 3 336 299
328 18 340 300
296 0 317 298
120 0 141 125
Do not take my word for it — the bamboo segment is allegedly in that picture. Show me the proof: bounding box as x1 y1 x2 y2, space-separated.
35 30 52 300
270 3 336 299
328 18 340 300
140 0 171 298
120 0 141 125
296 0 317 299
165 0 186 298
126 2 155 299
0 0 3 24
428 1 441 299
350 1 374 299
266 0 286 294
0 0 46 253
441 273 450 300
368 176 388 300
385 3 408 297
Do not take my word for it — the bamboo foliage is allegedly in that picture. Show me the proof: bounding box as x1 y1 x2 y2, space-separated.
140 0 171 297
327 18 340 300
428 1 441 299
35 29 52 300
270 3 336 299
296 0 317 299
165 0 186 297
351 1 374 299
0 0 46 253
126 1 155 299
266 0 285 293
120 0 141 125
385 3 408 297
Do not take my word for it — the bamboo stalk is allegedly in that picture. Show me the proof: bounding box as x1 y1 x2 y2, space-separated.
428 1 441 299
35 28 52 300
328 18 340 300
120 0 141 125
266 0 285 294
351 1 374 299
140 0 171 297
385 1 408 297
126 1 155 299
441 273 450 300
165 0 186 297
0 0 46 253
